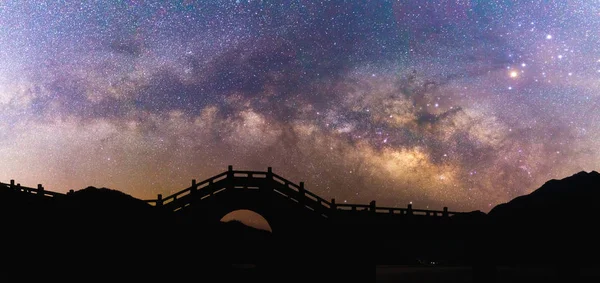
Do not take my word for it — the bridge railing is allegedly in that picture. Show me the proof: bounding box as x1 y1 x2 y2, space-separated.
147 171 230 207
2 167 464 218
228 167 333 216
233 171 268 179
336 204 371 211
144 166 463 218
271 172 332 209
335 203 458 217
0 180 65 198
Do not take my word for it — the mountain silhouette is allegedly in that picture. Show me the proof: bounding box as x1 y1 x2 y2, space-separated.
67 186 153 209
219 219 272 240
489 171 600 219
485 171 600 269
64 186 158 226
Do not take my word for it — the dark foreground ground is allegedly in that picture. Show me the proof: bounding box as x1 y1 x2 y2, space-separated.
376 265 600 283
216 264 600 283
154 263 600 283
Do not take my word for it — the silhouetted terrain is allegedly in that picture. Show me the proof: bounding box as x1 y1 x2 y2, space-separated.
0 186 276 280
490 171 600 218
2 171 600 282
487 171 600 268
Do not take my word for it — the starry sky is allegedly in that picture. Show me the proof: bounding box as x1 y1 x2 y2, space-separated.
1 1 599 213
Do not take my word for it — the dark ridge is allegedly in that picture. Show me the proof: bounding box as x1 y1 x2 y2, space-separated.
489 170 600 218
486 171 600 268
69 185 147 201
220 219 272 238
61 186 160 228
66 186 154 210
64 186 156 216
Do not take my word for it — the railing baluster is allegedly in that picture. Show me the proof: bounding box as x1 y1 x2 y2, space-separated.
156 194 163 207
226 165 234 192
297 182 305 207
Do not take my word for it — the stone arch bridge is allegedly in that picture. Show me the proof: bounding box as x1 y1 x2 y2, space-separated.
1 166 469 265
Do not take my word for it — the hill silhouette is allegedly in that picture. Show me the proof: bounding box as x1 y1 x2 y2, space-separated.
489 171 600 219
485 171 600 272
63 186 158 228
219 219 272 240
3 170 600 282
67 186 153 209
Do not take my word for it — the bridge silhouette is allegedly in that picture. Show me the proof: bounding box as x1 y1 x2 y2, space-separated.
1 166 462 233
1 166 487 282
1 166 471 255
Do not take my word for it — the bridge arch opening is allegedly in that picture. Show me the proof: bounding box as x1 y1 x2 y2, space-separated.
220 209 272 233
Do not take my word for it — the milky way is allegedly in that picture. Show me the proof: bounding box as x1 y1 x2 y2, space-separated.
1 1 599 213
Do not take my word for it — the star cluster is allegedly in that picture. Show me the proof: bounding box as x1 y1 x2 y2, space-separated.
1 1 599 212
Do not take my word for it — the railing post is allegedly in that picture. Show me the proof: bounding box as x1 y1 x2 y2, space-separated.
227 165 234 190
407 204 413 215
443 207 449 217
298 182 305 205
10 180 14 190
190 179 198 200
37 184 44 195
156 194 163 207
267 167 273 179
330 198 336 210
369 200 376 213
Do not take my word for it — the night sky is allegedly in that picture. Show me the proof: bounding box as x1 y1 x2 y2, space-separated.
1 1 599 213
